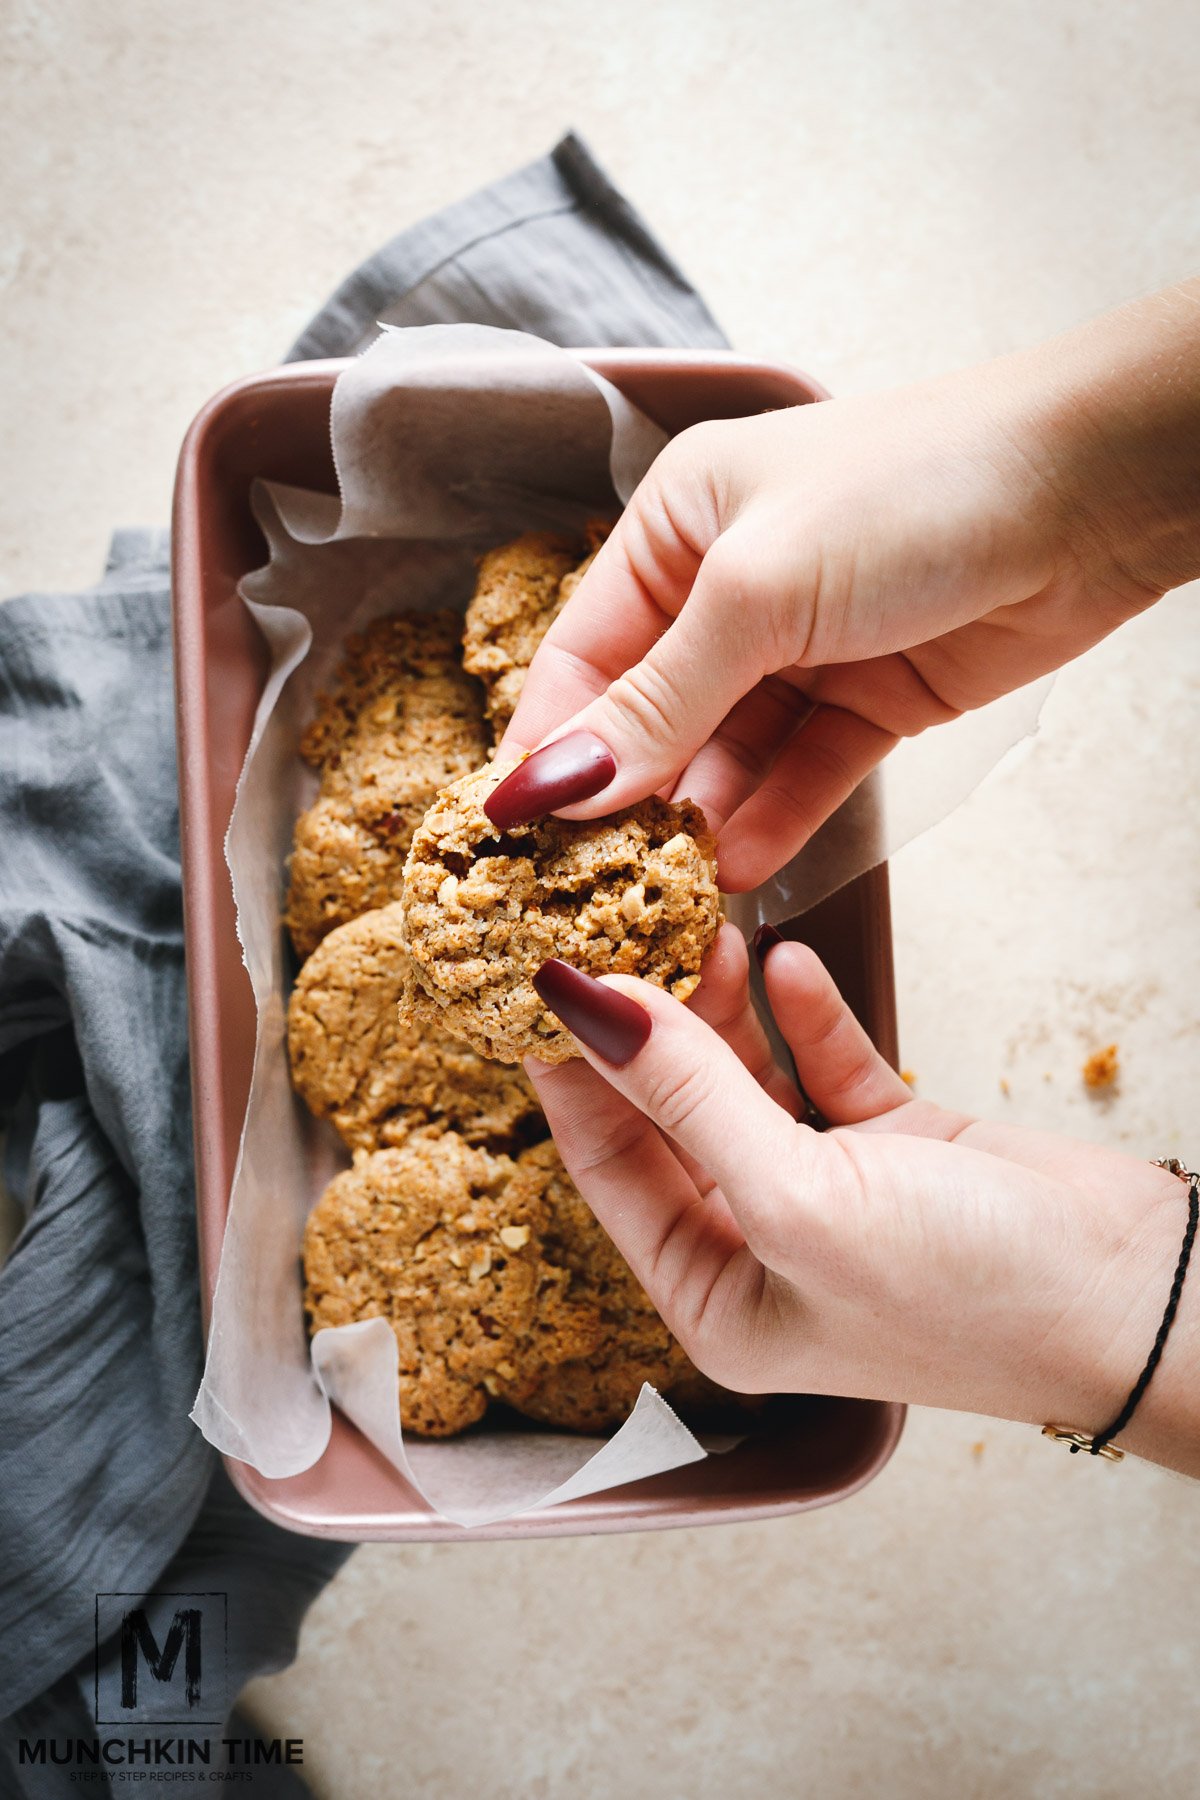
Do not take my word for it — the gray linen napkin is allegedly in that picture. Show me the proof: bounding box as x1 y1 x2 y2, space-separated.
0 131 726 1792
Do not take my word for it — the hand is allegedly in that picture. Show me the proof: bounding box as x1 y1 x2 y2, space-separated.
525 925 1200 1476
495 282 1200 890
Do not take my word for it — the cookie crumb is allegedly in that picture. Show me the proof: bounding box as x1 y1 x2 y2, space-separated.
998 1078 1010 1098
900 1068 917 1087
1082 1044 1119 1091
971 1440 985 1460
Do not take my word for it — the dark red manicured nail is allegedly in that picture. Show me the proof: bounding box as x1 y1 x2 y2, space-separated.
533 959 652 1067
752 922 784 969
485 731 615 831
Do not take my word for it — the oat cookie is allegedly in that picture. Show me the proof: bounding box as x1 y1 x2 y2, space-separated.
300 610 481 773
285 791 403 959
319 677 488 821
492 1141 695 1431
287 904 543 1153
285 610 488 957
302 1137 603 1437
461 525 610 736
398 761 720 1064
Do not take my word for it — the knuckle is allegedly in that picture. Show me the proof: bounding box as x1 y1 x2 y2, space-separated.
698 531 766 608
759 670 812 724
754 774 823 843
762 589 817 677
660 1285 731 1379
639 1055 715 1140
706 718 773 788
735 1137 822 1265
737 1201 791 1271
640 426 721 532
660 418 725 473
707 678 807 786
563 1110 650 1180
695 977 748 1044
819 1043 881 1106
605 656 687 746
679 1333 745 1391
799 730 857 798
795 991 850 1057
671 1291 765 1394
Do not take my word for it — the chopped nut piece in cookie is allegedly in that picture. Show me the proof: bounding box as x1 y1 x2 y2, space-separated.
620 882 647 923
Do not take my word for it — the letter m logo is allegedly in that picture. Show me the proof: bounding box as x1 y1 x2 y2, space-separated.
95 1592 228 1724
121 1606 202 1709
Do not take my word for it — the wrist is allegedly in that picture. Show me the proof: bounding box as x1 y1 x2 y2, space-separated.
1045 1164 1200 1476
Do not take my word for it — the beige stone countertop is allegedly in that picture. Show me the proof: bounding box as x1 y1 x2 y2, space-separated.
3 3 1198 1794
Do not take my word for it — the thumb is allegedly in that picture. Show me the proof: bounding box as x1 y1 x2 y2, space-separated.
549 527 774 817
492 517 776 830
532 958 827 1259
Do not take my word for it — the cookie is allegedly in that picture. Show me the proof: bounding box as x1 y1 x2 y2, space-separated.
285 791 401 960
461 525 610 737
492 1141 694 1431
300 610 481 774
285 610 488 957
398 761 721 1064
320 677 488 816
287 904 543 1153
302 1137 603 1437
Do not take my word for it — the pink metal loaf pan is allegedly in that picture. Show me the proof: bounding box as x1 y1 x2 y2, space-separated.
172 349 905 1541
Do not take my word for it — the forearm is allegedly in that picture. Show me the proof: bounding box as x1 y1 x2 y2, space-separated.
1014 278 1200 600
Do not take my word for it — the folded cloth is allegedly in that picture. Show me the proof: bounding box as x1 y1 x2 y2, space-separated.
287 131 727 359
0 131 726 1784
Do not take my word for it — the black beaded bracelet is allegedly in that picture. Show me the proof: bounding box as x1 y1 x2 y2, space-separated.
1043 1157 1199 1463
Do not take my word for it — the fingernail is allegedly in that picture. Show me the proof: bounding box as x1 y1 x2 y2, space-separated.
752 922 784 969
533 959 652 1067
485 731 615 831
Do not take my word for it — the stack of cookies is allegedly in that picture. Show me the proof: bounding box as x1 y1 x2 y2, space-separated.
286 529 730 1438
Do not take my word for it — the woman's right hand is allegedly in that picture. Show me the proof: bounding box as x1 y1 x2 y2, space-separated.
495 281 1200 890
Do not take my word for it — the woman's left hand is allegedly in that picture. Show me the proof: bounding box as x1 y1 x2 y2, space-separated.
525 924 1199 1475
